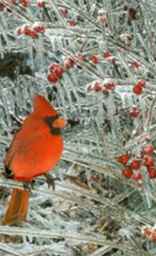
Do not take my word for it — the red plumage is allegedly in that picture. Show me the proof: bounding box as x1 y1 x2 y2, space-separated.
3 95 65 225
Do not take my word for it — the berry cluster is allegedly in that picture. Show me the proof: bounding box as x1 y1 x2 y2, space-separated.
47 54 84 83
47 56 85 84
58 7 77 26
16 22 45 39
47 51 146 97
47 51 117 85
0 0 18 11
89 52 115 64
47 64 64 83
117 144 156 181
87 79 116 93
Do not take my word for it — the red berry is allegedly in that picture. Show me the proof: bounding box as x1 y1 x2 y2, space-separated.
87 81 103 92
63 57 75 69
20 0 29 7
76 54 86 62
133 80 145 95
68 20 76 26
130 61 141 70
143 227 152 237
90 55 99 64
59 7 68 17
142 227 156 241
97 15 108 26
129 106 140 118
143 144 154 155
16 24 27 35
23 25 38 38
131 171 143 181
87 82 103 92
47 73 58 83
117 154 129 165
137 79 146 87
94 81 103 92
37 0 45 8
133 84 143 95
122 168 133 178
103 51 115 64
23 25 30 34
147 166 156 179
49 63 64 78
49 63 57 72
142 228 151 240
104 51 112 59
32 22 45 33
130 159 140 170
104 81 116 91
28 30 38 39
128 7 137 21
151 231 156 241
144 155 154 167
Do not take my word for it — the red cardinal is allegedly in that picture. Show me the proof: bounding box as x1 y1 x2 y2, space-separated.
3 95 66 225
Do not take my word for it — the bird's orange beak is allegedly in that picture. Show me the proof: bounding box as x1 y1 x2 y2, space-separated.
52 117 66 129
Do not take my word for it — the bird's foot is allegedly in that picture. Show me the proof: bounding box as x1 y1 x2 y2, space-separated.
44 173 60 190
23 180 35 192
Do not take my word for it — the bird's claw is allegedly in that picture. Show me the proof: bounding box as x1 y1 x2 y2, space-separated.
23 180 35 192
44 173 60 190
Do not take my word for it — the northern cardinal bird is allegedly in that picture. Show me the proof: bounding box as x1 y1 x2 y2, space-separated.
3 95 66 225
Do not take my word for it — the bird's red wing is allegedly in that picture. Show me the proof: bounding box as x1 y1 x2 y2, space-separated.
9 129 63 181
4 114 45 168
